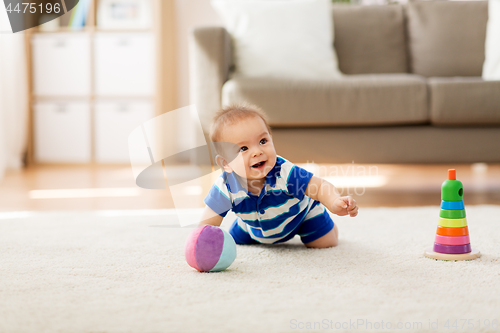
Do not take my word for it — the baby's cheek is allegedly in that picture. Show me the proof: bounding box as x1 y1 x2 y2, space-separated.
231 162 247 175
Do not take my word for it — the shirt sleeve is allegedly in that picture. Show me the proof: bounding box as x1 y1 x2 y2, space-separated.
279 159 314 200
203 175 233 217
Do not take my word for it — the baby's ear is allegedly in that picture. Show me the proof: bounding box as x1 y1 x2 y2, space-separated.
215 155 233 173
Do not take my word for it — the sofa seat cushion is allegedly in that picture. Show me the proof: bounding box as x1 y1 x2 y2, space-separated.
429 77 500 126
221 74 428 126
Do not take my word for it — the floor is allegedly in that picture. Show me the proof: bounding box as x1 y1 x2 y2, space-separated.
1 163 500 212
2 205 498 333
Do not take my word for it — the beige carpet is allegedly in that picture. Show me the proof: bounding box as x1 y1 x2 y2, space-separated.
1 206 499 333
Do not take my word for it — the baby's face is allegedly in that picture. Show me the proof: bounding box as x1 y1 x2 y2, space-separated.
218 116 277 181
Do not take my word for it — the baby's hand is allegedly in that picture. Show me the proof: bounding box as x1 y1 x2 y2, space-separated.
331 196 358 217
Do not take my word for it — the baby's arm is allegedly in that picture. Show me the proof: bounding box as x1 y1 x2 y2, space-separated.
305 176 358 217
198 205 224 226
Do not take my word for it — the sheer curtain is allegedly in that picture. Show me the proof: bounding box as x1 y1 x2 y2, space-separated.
0 9 28 180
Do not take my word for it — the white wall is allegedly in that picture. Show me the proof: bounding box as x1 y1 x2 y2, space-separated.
0 10 27 177
174 0 222 108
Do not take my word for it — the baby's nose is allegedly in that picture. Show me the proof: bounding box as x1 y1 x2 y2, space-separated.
252 149 263 157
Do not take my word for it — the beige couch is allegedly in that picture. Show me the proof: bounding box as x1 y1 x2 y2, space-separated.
190 1 500 164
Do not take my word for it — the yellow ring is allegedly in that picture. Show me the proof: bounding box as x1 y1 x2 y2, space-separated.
438 217 467 228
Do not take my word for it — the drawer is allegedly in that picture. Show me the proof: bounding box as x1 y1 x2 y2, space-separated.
34 101 91 163
94 100 154 163
32 33 91 96
94 33 155 96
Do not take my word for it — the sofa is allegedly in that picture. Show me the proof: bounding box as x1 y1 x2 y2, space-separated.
190 1 500 164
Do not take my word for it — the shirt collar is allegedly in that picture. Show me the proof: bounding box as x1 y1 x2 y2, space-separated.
264 160 281 188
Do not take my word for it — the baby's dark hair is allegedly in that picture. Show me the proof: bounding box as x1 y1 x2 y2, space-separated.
210 103 272 143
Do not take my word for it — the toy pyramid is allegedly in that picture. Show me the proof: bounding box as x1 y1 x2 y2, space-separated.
424 169 481 261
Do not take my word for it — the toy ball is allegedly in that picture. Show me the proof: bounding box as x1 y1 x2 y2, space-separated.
185 225 237 272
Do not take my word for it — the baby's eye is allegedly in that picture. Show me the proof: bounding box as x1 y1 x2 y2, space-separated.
239 146 248 152
260 139 267 145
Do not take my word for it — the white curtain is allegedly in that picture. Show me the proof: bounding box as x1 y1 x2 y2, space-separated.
0 9 28 180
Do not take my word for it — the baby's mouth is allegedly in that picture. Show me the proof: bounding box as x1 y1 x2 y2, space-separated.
251 161 266 169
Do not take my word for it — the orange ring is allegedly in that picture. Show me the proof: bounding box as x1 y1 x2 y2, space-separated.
436 226 468 237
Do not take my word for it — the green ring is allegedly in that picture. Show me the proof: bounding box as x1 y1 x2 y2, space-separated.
440 209 466 219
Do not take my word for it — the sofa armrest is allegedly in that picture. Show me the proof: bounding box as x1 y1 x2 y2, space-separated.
189 26 232 133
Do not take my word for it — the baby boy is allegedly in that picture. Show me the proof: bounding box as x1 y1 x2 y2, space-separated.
199 103 358 248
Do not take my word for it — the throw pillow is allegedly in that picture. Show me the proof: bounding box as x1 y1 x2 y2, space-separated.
211 0 342 80
483 0 500 80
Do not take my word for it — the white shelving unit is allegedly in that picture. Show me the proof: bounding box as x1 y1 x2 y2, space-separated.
25 0 177 165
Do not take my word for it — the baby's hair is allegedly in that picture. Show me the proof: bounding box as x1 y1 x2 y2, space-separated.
210 103 272 143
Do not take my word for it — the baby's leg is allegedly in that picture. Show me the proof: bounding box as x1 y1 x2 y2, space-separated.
303 224 338 248
297 203 338 248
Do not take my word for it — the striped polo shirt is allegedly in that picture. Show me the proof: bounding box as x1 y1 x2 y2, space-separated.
204 155 318 244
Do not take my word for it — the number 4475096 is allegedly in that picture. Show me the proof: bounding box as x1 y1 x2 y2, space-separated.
6 2 61 14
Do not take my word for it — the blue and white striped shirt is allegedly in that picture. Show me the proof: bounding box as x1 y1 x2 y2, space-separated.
204 155 317 244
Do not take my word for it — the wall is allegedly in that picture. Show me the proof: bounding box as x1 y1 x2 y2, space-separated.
174 0 222 109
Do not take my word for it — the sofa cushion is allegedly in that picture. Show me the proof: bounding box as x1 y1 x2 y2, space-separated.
211 0 342 80
332 4 408 74
406 1 488 77
429 77 500 125
221 74 428 127
483 0 500 80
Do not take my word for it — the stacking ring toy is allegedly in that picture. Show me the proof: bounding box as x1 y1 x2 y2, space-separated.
436 226 468 237
433 243 471 254
438 217 467 228
435 235 470 246
424 170 480 261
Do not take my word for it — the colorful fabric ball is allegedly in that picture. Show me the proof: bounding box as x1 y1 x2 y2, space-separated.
185 225 237 272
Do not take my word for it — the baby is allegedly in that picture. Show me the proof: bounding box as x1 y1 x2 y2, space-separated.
199 103 358 248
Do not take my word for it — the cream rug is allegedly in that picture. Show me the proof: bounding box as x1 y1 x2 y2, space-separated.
1 206 499 333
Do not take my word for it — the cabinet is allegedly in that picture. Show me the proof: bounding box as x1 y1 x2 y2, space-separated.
25 0 177 165
34 101 91 163
94 100 154 163
32 33 91 96
94 33 155 96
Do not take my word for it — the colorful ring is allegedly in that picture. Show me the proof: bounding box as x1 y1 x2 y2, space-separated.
434 243 471 254
424 247 480 261
435 235 470 246
438 217 467 228
441 200 464 210
436 226 468 236
439 209 466 219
